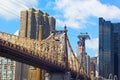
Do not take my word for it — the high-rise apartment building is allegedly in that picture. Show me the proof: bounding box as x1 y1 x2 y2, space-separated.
0 57 16 80
16 8 56 80
99 18 120 79
20 8 56 39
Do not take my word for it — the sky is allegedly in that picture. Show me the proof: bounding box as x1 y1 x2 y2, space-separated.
0 0 120 57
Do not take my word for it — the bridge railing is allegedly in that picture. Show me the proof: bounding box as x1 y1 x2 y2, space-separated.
0 32 66 68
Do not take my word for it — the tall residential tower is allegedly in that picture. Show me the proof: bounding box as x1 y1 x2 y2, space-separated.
16 8 56 80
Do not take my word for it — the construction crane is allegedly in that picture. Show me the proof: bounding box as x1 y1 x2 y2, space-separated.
76 32 90 80
77 32 90 53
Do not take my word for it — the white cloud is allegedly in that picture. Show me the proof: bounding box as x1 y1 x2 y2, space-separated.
0 0 38 20
54 0 120 28
86 38 98 50
14 30 19 36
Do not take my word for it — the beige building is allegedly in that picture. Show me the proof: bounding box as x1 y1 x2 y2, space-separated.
15 8 56 80
20 8 56 39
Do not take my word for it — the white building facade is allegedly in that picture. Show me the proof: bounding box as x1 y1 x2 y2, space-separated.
0 57 16 80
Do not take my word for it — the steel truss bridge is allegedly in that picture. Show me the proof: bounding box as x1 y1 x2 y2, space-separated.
0 31 90 80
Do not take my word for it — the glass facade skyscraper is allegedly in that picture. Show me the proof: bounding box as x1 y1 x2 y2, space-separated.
99 18 120 79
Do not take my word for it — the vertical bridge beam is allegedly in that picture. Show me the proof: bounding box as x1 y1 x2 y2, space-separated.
64 25 68 70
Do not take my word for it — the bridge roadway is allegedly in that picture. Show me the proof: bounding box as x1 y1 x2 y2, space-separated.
0 32 90 80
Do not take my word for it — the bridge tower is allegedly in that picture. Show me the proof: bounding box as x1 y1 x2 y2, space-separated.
45 25 71 80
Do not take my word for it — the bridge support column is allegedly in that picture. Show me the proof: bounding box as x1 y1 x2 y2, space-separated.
45 72 71 80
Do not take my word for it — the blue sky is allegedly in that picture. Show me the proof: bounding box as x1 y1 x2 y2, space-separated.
0 0 120 57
